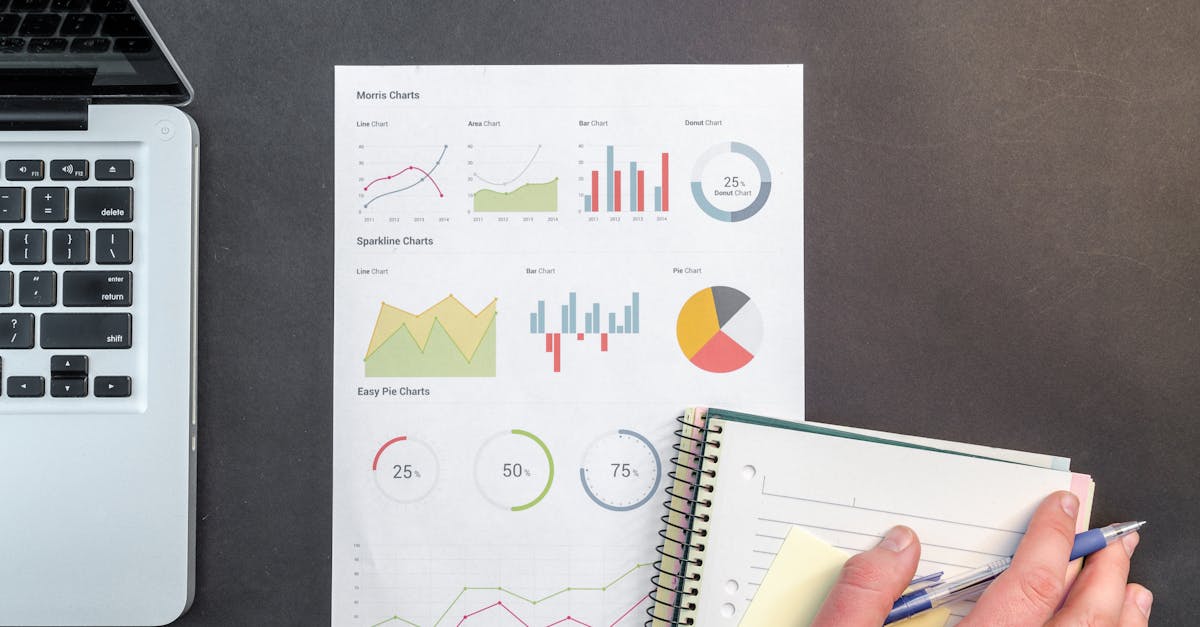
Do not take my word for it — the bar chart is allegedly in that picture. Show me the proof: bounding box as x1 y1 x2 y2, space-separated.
529 292 641 372
582 145 669 213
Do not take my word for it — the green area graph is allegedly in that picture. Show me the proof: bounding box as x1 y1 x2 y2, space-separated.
472 178 558 213
364 296 497 377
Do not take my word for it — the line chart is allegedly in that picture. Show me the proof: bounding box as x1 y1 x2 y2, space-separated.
366 562 652 627
451 594 649 627
472 145 543 186
362 145 448 208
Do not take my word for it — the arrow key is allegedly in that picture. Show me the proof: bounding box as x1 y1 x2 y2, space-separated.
94 376 130 398
51 377 87 398
51 354 88 378
7 376 45 398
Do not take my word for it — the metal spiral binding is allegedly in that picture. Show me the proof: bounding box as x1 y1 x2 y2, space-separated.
646 412 724 626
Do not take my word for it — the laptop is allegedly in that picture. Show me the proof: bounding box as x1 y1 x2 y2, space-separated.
0 1 197 624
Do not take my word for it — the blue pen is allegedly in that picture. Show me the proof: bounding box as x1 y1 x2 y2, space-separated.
883 521 1145 625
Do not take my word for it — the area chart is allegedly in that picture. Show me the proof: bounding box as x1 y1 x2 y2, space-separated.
473 178 558 213
365 295 498 377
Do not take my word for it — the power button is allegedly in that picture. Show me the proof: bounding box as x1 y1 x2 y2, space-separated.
155 119 176 141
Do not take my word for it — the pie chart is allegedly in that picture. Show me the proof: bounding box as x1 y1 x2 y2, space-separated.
676 286 763 373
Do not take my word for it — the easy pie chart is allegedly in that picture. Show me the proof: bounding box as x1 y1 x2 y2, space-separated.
676 286 763 373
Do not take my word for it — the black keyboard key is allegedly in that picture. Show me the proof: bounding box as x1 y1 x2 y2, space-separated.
100 12 142 36
89 0 127 11
112 37 150 53
94 160 133 181
49 159 88 181
74 187 132 222
70 36 108 53
18 270 55 307
9 229 46 264
18 13 59 36
94 375 130 397
5 160 44 181
0 271 11 307
0 187 23 221
95 228 131 264
60 11 97 35
51 0 89 10
40 313 130 349
7 376 44 397
30 187 67 222
28 37 67 53
63 270 130 307
0 313 34 348
52 228 88 264
0 14 18 37
11 0 49 11
51 354 87 377
0 37 23 53
51 377 87 397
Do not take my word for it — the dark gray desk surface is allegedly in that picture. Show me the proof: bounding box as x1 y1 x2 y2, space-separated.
148 1 1199 624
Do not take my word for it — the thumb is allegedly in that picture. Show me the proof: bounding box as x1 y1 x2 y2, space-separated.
812 526 921 627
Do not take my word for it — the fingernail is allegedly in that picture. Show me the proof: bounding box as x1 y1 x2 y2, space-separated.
1060 492 1079 518
1121 532 1140 557
879 526 914 552
1135 588 1153 618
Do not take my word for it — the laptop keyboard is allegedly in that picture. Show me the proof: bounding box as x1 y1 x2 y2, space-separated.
0 157 134 398
0 0 151 55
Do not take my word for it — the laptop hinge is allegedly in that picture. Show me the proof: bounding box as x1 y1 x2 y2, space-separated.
0 97 89 131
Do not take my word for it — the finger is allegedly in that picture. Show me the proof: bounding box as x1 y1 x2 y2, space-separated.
1118 584 1152 626
811 526 920 627
965 491 1079 626
1053 531 1137 622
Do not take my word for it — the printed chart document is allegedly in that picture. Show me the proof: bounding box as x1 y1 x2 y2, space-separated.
332 65 804 627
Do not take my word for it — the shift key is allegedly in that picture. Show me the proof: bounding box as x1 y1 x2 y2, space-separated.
75 187 133 222
41 313 131 349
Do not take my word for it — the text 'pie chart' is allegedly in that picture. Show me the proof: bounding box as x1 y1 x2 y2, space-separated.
676 286 763 373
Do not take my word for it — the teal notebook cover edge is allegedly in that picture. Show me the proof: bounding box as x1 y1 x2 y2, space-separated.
705 407 1029 466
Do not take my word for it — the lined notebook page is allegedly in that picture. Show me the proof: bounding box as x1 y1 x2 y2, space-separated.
694 416 1077 625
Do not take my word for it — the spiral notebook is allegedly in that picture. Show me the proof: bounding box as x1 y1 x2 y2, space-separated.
647 407 1093 626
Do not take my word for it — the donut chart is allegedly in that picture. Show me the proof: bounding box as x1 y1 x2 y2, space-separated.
676 286 763 373
474 429 555 512
372 436 440 503
690 141 772 222
579 429 663 512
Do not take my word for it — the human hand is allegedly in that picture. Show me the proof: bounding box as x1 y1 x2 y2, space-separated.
811 491 1152 626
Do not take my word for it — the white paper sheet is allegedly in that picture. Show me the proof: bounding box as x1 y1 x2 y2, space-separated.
696 416 1077 625
332 65 805 626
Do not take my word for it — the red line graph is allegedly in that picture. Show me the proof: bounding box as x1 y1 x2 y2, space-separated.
545 618 589 627
457 601 528 626
364 165 445 197
454 594 649 627
605 594 650 626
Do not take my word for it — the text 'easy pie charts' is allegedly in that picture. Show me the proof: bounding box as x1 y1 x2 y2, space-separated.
676 286 763 373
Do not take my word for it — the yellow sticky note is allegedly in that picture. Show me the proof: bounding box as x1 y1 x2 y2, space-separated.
740 528 951 627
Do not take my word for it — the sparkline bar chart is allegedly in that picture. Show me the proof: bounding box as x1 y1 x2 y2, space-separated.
529 292 640 373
